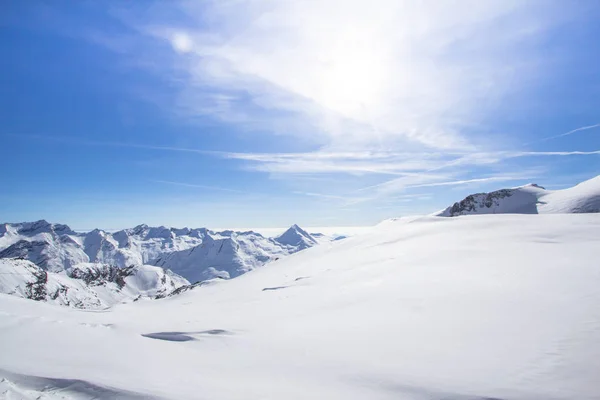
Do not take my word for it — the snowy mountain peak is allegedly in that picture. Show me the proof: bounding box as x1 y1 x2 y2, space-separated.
276 224 318 250
1 221 320 294
2 220 75 236
437 175 600 217
152 230 294 283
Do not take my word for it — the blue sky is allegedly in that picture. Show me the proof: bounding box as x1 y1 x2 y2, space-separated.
1 0 599 230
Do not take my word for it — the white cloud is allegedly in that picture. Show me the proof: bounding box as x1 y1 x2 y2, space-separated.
508 150 600 157
529 123 600 144
407 176 532 189
212 148 599 200
216 149 600 178
354 173 542 202
134 0 564 150
219 151 455 175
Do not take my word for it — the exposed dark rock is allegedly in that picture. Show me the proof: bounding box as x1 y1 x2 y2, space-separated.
68 265 136 288
0 240 51 269
448 189 513 217
154 278 225 299
24 269 48 301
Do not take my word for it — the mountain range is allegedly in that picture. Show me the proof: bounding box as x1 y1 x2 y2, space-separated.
0 259 189 309
2 175 599 310
0 221 321 308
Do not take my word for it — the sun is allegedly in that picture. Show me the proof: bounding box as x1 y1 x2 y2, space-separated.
313 34 391 120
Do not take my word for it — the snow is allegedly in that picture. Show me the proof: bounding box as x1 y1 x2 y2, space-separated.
311 232 348 243
0 370 153 399
539 175 600 213
0 223 314 284
275 224 318 249
0 259 189 309
1 213 599 399
151 231 296 283
436 175 600 216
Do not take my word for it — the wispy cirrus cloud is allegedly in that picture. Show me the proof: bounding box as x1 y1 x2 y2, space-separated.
407 176 535 189
220 151 453 175
532 123 600 144
113 0 568 150
216 149 600 177
216 148 600 200
77 0 596 209
355 173 544 202
13 133 600 177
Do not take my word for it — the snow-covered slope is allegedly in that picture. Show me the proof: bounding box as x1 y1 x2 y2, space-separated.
0 259 189 309
539 175 600 213
1 214 599 399
0 222 314 283
437 175 600 216
275 224 318 249
310 232 348 243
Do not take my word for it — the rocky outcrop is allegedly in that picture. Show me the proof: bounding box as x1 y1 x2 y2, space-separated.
446 189 514 216
436 176 600 217
0 259 189 309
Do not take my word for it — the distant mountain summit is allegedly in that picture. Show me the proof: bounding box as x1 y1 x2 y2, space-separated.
275 224 318 250
0 221 318 307
436 175 600 217
152 229 298 283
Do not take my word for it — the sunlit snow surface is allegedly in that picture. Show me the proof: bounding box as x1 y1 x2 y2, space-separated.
1 214 599 399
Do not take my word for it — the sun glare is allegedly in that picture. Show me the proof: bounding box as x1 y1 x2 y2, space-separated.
318 47 389 118
300 24 393 120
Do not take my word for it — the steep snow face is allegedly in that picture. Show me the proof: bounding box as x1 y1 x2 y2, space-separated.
0 220 88 272
0 259 189 308
83 229 124 265
0 236 88 272
104 224 206 265
152 231 292 283
437 175 600 216
275 224 318 249
0 214 599 399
